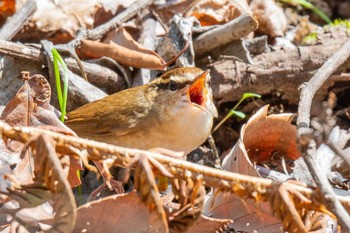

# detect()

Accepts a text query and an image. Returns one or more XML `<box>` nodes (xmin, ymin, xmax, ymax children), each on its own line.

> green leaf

<box><xmin>242</xmin><ymin>93</ymin><xmax>261</xmax><ymax>99</ymax></box>
<box><xmin>230</xmin><ymin>110</ymin><xmax>246</xmax><ymax>119</ymax></box>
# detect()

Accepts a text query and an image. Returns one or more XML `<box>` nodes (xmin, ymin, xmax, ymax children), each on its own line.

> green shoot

<box><xmin>331</xmin><ymin>19</ymin><xmax>350</xmax><ymax>29</ymax></box>
<box><xmin>212</xmin><ymin>93</ymin><xmax>261</xmax><ymax>133</ymax></box>
<box><xmin>52</xmin><ymin>49</ymin><xmax>82</xmax><ymax>195</ymax></box>
<box><xmin>302</xmin><ymin>32</ymin><xmax>318</xmax><ymax>45</ymax></box>
<box><xmin>52</xmin><ymin>48</ymin><xmax>69</xmax><ymax>122</ymax></box>
<box><xmin>279</xmin><ymin>0</ymin><xmax>331</xmax><ymax>24</ymax></box>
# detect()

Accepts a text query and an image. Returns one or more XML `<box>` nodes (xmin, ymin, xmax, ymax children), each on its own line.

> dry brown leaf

<box><xmin>270</xmin><ymin>181</ymin><xmax>335</xmax><ymax>233</ymax></box>
<box><xmin>0</xmin><ymin>73</ymin><xmax>82</xmax><ymax>187</ymax></box>
<box><xmin>155</xmin><ymin>0</ymin><xmax>249</xmax><ymax>26</ymax></box>
<box><xmin>152</xmin><ymin>0</ymin><xmax>195</xmax><ymax>24</ymax></box>
<box><xmin>131</xmin><ymin>154</ymin><xmax>168</xmax><ymax>232</ymax></box>
<box><xmin>74</xmin><ymin>191</ymin><xmax>167</xmax><ymax>233</ymax></box>
<box><xmin>15</xmin><ymin>0</ymin><xmax>122</xmax><ymax>43</ymax></box>
<box><xmin>169</xmin><ymin>177</ymin><xmax>205</xmax><ymax>232</ymax></box>
<box><xmin>242</xmin><ymin>105</ymin><xmax>301</xmax><ymax>163</ymax></box>
<box><xmin>204</xmin><ymin>105</ymin><xmax>302</xmax><ymax>232</ymax></box>
<box><xmin>250</xmin><ymin>0</ymin><xmax>287</xmax><ymax>37</ymax></box>
<box><xmin>0</xmin><ymin>134</ymin><xmax>76</xmax><ymax>233</ymax></box>
<box><xmin>186</xmin><ymin>215</ymin><xmax>233</xmax><ymax>233</ymax></box>
<box><xmin>205</xmin><ymin>191</ymin><xmax>282</xmax><ymax>233</ymax></box>
<box><xmin>187</xmin><ymin>0</ymin><xmax>247</xmax><ymax>26</ymax></box>
<box><xmin>77</xmin><ymin>28</ymin><xmax>167</xmax><ymax>70</ymax></box>
<box><xmin>93</xmin><ymin>0</ymin><xmax>138</xmax><ymax>27</ymax></box>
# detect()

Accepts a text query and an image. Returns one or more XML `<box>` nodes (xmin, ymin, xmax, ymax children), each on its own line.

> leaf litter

<box><xmin>0</xmin><ymin>0</ymin><xmax>350</xmax><ymax>233</ymax></box>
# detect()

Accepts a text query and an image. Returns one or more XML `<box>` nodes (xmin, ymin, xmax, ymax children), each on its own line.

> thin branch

<box><xmin>297</xmin><ymin>37</ymin><xmax>350</xmax><ymax>131</ymax></box>
<box><xmin>303</xmin><ymin>145</ymin><xmax>350</xmax><ymax>231</ymax></box>
<box><xmin>1</xmin><ymin>120</ymin><xmax>350</xmax><ymax>209</ymax></box>
<box><xmin>297</xmin><ymin>37</ymin><xmax>350</xmax><ymax>231</ymax></box>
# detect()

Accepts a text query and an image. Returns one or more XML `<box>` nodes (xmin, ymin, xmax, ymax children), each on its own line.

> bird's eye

<box><xmin>168</xmin><ymin>81</ymin><xmax>178</xmax><ymax>91</ymax></box>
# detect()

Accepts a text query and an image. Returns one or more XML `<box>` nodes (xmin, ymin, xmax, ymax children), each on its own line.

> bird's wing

<box><xmin>65</xmin><ymin>86</ymin><xmax>153</xmax><ymax>139</ymax></box>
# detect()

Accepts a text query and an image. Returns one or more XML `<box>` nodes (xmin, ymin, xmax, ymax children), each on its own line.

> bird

<box><xmin>66</xmin><ymin>67</ymin><xmax>217</xmax><ymax>154</ymax></box>
<box><xmin>65</xmin><ymin>67</ymin><xmax>217</xmax><ymax>194</ymax></box>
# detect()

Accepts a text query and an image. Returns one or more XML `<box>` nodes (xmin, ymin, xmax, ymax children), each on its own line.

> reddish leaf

<box><xmin>74</xmin><ymin>191</ymin><xmax>167</xmax><ymax>233</ymax></box>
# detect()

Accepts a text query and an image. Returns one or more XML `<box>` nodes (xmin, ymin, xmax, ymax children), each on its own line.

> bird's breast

<box><xmin>113</xmin><ymin>104</ymin><xmax>213</xmax><ymax>154</ymax></box>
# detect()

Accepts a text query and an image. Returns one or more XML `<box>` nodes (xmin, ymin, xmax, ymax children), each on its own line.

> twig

<box><xmin>0</xmin><ymin>0</ymin><xmax>37</xmax><ymax>40</ymax></box>
<box><xmin>133</xmin><ymin>12</ymin><xmax>158</xmax><ymax>86</ymax></box>
<box><xmin>297</xmin><ymin>37</ymin><xmax>350</xmax><ymax>231</ymax></box>
<box><xmin>297</xmin><ymin>37</ymin><xmax>350</xmax><ymax>131</ymax></box>
<box><xmin>84</xmin><ymin>0</ymin><xmax>156</xmax><ymax>41</ymax></box>
<box><xmin>1</xmin><ymin>120</ymin><xmax>350</xmax><ymax>209</ymax></box>
<box><xmin>193</xmin><ymin>14</ymin><xmax>258</xmax><ymax>56</ymax></box>
<box><xmin>303</xmin><ymin>143</ymin><xmax>350</xmax><ymax>231</ymax></box>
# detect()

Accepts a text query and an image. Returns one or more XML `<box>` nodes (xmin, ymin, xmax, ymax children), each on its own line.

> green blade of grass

<box><xmin>52</xmin><ymin>48</ymin><xmax>69</xmax><ymax>122</ymax></box>
<box><xmin>52</xmin><ymin>50</ymin><xmax>63</xmax><ymax>110</ymax></box>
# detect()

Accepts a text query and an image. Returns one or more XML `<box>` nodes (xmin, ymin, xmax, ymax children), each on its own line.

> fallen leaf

<box><xmin>1</xmin><ymin>73</ymin><xmax>82</xmax><ymax>187</ymax></box>
<box><xmin>250</xmin><ymin>0</ymin><xmax>287</xmax><ymax>37</ymax></box>
<box><xmin>74</xmin><ymin>191</ymin><xmax>167</xmax><ymax>233</ymax></box>
<box><xmin>76</xmin><ymin>28</ymin><xmax>167</xmax><ymax>70</ymax></box>
<box><xmin>204</xmin><ymin>105</ymin><xmax>301</xmax><ymax>232</ymax></box>
<box><xmin>15</xmin><ymin>0</ymin><xmax>122</xmax><ymax>43</ymax></box>
<box><xmin>187</xmin><ymin>0</ymin><xmax>247</xmax><ymax>26</ymax></box>
<box><xmin>154</xmin><ymin>0</ymin><xmax>249</xmax><ymax>26</ymax></box>
<box><xmin>242</xmin><ymin>105</ymin><xmax>301</xmax><ymax>162</ymax></box>
<box><xmin>0</xmin><ymin>134</ymin><xmax>76</xmax><ymax>233</ymax></box>
<box><xmin>204</xmin><ymin>190</ymin><xmax>282</xmax><ymax>233</ymax></box>
<box><xmin>186</xmin><ymin>215</ymin><xmax>233</xmax><ymax>233</ymax></box>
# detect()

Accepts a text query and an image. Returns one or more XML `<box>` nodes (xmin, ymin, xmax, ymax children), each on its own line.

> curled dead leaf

<box><xmin>77</xmin><ymin>28</ymin><xmax>167</xmax><ymax>70</ymax></box>
<box><xmin>242</xmin><ymin>105</ymin><xmax>301</xmax><ymax>163</ymax></box>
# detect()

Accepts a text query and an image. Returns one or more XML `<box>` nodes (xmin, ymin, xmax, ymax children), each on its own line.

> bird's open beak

<box><xmin>188</xmin><ymin>71</ymin><xmax>218</xmax><ymax>117</ymax></box>
<box><xmin>189</xmin><ymin>70</ymin><xmax>208</xmax><ymax>107</ymax></box>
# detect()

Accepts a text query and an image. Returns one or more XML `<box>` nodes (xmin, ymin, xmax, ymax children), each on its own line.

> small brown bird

<box><xmin>65</xmin><ymin>67</ymin><xmax>217</xmax><ymax>154</ymax></box>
